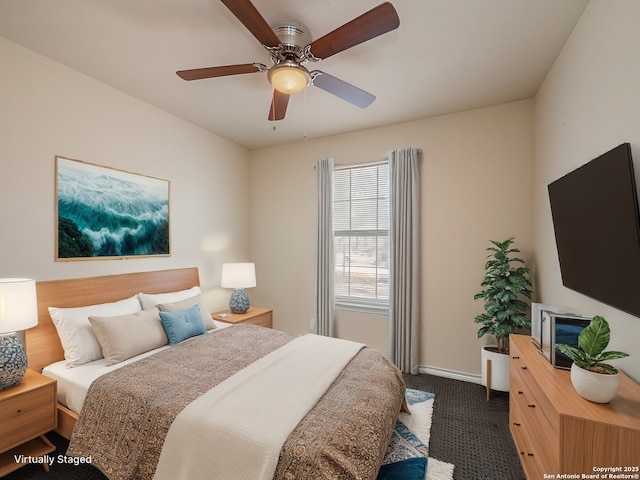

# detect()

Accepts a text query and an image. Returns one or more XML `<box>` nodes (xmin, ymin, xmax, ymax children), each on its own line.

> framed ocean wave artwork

<box><xmin>55</xmin><ymin>156</ymin><xmax>170</xmax><ymax>261</ymax></box>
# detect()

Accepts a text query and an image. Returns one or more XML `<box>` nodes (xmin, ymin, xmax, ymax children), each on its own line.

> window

<box><xmin>333</xmin><ymin>163</ymin><xmax>389</xmax><ymax>311</ymax></box>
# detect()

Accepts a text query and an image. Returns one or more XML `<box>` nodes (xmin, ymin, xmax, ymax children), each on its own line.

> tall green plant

<box><xmin>474</xmin><ymin>238</ymin><xmax>532</xmax><ymax>355</ymax></box>
<box><xmin>556</xmin><ymin>316</ymin><xmax>628</xmax><ymax>374</ymax></box>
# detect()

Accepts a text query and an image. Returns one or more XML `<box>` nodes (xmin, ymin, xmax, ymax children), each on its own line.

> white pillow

<box><xmin>49</xmin><ymin>295</ymin><xmax>142</xmax><ymax>367</ymax></box>
<box><xmin>89</xmin><ymin>307</ymin><xmax>168</xmax><ymax>365</ymax></box>
<box><xmin>139</xmin><ymin>286</ymin><xmax>216</xmax><ymax>330</ymax></box>
<box><xmin>138</xmin><ymin>286</ymin><xmax>201</xmax><ymax>309</ymax></box>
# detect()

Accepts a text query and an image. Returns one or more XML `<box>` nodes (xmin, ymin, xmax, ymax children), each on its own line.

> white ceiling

<box><xmin>0</xmin><ymin>0</ymin><xmax>589</xmax><ymax>150</ymax></box>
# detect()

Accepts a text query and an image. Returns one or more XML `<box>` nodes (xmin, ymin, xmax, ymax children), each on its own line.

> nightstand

<box><xmin>0</xmin><ymin>369</ymin><xmax>57</xmax><ymax>477</ymax></box>
<box><xmin>212</xmin><ymin>307</ymin><xmax>273</xmax><ymax>328</ymax></box>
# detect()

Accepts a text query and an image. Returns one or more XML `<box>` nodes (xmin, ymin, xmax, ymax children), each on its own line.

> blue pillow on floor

<box><xmin>377</xmin><ymin>457</ymin><xmax>427</xmax><ymax>480</ymax></box>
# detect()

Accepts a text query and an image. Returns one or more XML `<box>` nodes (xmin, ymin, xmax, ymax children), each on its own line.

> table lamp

<box><xmin>221</xmin><ymin>263</ymin><xmax>256</xmax><ymax>314</ymax></box>
<box><xmin>0</xmin><ymin>278</ymin><xmax>38</xmax><ymax>390</ymax></box>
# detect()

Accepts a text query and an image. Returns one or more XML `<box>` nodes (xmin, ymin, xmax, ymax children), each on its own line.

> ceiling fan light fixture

<box><xmin>268</xmin><ymin>61</ymin><xmax>310</xmax><ymax>95</ymax></box>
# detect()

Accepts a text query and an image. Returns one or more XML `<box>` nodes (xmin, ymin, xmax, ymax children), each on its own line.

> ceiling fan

<box><xmin>176</xmin><ymin>0</ymin><xmax>400</xmax><ymax>121</ymax></box>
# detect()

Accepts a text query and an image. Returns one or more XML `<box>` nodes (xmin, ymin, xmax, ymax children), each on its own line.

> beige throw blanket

<box><xmin>154</xmin><ymin>334</ymin><xmax>364</xmax><ymax>480</ymax></box>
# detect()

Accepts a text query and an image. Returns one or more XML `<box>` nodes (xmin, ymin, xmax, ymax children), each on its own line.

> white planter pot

<box><xmin>481</xmin><ymin>346</ymin><xmax>510</xmax><ymax>392</ymax></box>
<box><xmin>570</xmin><ymin>363</ymin><xmax>620</xmax><ymax>403</ymax></box>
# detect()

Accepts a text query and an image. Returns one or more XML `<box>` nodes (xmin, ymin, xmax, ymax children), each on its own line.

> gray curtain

<box><xmin>388</xmin><ymin>147</ymin><xmax>421</xmax><ymax>374</ymax></box>
<box><xmin>314</xmin><ymin>158</ymin><xmax>335</xmax><ymax>337</ymax></box>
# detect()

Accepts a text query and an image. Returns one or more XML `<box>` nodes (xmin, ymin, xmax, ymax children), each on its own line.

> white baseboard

<box><xmin>418</xmin><ymin>365</ymin><xmax>482</xmax><ymax>385</ymax></box>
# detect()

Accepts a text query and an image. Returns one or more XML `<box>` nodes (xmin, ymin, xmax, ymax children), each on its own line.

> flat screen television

<box><xmin>548</xmin><ymin>143</ymin><xmax>640</xmax><ymax>318</ymax></box>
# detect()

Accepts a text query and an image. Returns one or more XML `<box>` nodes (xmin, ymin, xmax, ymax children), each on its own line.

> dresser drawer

<box><xmin>0</xmin><ymin>382</ymin><xmax>56</xmax><ymax>452</ymax></box>
<box><xmin>511</xmin><ymin>342</ymin><xmax>559</xmax><ymax>432</ymax></box>
<box><xmin>511</xmin><ymin>373</ymin><xmax>559</xmax><ymax>472</ymax></box>
<box><xmin>510</xmin><ymin>405</ymin><xmax>547</xmax><ymax>480</ymax></box>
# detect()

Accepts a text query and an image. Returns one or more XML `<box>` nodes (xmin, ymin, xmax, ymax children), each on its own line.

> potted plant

<box><xmin>474</xmin><ymin>238</ymin><xmax>532</xmax><ymax>393</ymax></box>
<box><xmin>556</xmin><ymin>315</ymin><xmax>629</xmax><ymax>403</ymax></box>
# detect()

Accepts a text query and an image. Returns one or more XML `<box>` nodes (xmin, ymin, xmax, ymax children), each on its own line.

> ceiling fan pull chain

<box><xmin>303</xmin><ymin>87</ymin><xmax>308</xmax><ymax>141</ymax></box>
<box><xmin>270</xmin><ymin>89</ymin><xmax>276</xmax><ymax>124</ymax></box>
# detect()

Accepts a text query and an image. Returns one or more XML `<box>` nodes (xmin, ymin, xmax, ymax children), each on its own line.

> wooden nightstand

<box><xmin>212</xmin><ymin>307</ymin><xmax>273</xmax><ymax>328</ymax></box>
<box><xmin>0</xmin><ymin>369</ymin><xmax>57</xmax><ymax>477</ymax></box>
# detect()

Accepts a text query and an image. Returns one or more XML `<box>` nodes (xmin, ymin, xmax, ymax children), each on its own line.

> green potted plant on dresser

<box><xmin>474</xmin><ymin>238</ymin><xmax>532</xmax><ymax>397</ymax></box>
<box><xmin>556</xmin><ymin>315</ymin><xmax>629</xmax><ymax>403</ymax></box>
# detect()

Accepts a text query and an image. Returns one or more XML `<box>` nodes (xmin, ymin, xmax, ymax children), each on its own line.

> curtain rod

<box><xmin>315</xmin><ymin>147</ymin><xmax>420</xmax><ymax>169</ymax></box>
<box><xmin>314</xmin><ymin>158</ymin><xmax>387</xmax><ymax>170</ymax></box>
<box><xmin>334</xmin><ymin>158</ymin><xmax>388</xmax><ymax>170</ymax></box>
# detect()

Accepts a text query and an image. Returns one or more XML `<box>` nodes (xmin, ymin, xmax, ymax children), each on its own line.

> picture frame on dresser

<box><xmin>530</xmin><ymin>302</ymin><xmax>576</xmax><ymax>352</ymax></box>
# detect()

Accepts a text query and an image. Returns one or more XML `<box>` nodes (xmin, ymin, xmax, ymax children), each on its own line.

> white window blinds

<box><xmin>333</xmin><ymin>163</ymin><xmax>389</xmax><ymax>308</ymax></box>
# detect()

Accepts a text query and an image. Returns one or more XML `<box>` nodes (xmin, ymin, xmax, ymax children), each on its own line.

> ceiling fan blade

<box><xmin>311</xmin><ymin>71</ymin><xmax>375</xmax><ymax>108</ymax></box>
<box><xmin>268</xmin><ymin>89</ymin><xmax>290</xmax><ymax>121</ymax></box>
<box><xmin>176</xmin><ymin>63</ymin><xmax>265</xmax><ymax>81</ymax></box>
<box><xmin>220</xmin><ymin>0</ymin><xmax>281</xmax><ymax>48</ymax></box>
<box><xmin>307</xmin><ymin>2</ymin><xmax>399</xmax><ymax>60</ymax></box>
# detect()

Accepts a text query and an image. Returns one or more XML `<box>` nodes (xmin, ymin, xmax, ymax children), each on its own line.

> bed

<box><xmin>25</xmin><ymin>267</ymin><xmax>406</xmax><ymax>480</ymax></box>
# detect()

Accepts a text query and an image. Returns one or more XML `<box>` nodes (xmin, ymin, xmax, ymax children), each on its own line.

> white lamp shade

<box><xmin>221</xmin><ymin>263</ymin><xmax>256</xmax><ymax>289</ymax></box>
<box><xmin>0</xmin><ymin>278</ymin><xmax>38</xmax><ymax>333</ymax></box>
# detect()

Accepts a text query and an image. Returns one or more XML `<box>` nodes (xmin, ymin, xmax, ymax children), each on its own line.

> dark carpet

<box><xmin>404</xmin><ymin>373</ymin><xmax>526</xmax><ymax>480</ymax></box>
<box><xmin>4</xmin><ymin>373</ymin><xmax>524</xmax><ymax>480</ymax></box>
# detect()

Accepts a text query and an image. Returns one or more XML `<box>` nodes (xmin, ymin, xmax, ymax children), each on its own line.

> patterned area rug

<box><xmin>379</xmin><ymin>389</ymin><xmax>455</xmax><ymax>480</ymax></box>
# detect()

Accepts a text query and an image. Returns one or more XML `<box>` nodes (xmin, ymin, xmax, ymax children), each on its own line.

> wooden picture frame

<box><xmin>55</xmin><ymin>156</ymin><xmax>170</xmax><ymax>260</ymax></box>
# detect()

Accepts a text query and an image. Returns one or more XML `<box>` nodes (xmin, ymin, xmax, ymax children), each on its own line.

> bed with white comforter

<box><xmin>31</xmin><ymin>269</ymin><xmax>405</xmax><ymax>480</ymax></box>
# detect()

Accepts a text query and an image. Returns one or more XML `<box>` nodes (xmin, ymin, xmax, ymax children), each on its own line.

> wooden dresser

<box><xmin>509</xmin><ymin>334</ymin><xmax>640</xmax><ymax>479</ymax></box>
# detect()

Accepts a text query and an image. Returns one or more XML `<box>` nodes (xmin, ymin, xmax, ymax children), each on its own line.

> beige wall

<box><xmin>250</xmin><ymin>100</ymin><xmax>534</xmax><ymax>380</ymax></box>
<box><xmin>534</xmin><ymin>0</ymin><xmax>640</xmax><ymax>381</ymax></box>
<box><xmin>0</xmin><ymin>37</ymin><xmax>251</xmax><ymax>311</ymax></box>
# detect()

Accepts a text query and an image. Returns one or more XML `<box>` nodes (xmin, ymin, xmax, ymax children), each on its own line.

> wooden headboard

<box><xmin>26</xmin><ymin>267</ymin><xmax>200</xmax><ymax>372</ymax></box>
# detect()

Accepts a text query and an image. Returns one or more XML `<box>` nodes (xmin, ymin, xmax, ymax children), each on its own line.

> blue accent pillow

<box><xmin>377</xmin><ymin>457</ymin><xmax>427</xmax><ymax>480</ymax></box>
<box><xmin>159</xmin><ymin>304</ymin><xmax>206</xmax><ymax>345</ymax></box>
